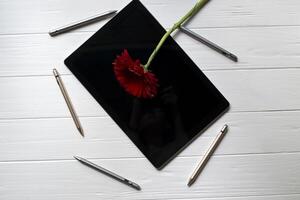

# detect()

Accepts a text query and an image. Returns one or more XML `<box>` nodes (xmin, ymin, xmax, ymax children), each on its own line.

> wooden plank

<box><xmin>0</xmin><ymin>75</ymin><xmax>104</xmax><ymax>119</ymax></box>
<box><xmin>0</xmin><ymin>0</ymin><xmax>127</xmax><ymax>35</ymax></box>
<box><xmin>0</xmin><ymin>33</ymin><xmax>92</xmax><ymax>77</ymax></box>
<box><xmin>0</xmin><ymin>68</ymin><xmax>299</xmax><ymax>119</ymax></box>
<box><xmin>167</xmin><ymin>195</ymin><xmax>300</xmax><ymax>200</ymax></box>
<box><xmin>1</xmin><ymin>0</ymin><xmax>300</xmax><ymax>34</ymax></box>
<box><xmin>0</xmin><ymin>153</ymin><xmax>300</xmax><ymax>199</ymax></box>
<box><xmin>1</xmin><ymin>194</ymin><xmax>300</xmax><ymax>200</ymax></box>
<box><xmin>1</xmin><ymin>0</ymin><xmax>299</xmax><ymax>199</ymax></box>
<box><xmin>176</xmin><ymin>26</ymin><xmax>300</xmax><ymax>71</ymax></box>
<box><xmin>0</xmin><ymin>111</ymin><xmax>300</xmax><ymax>161</ymax></box>
<box><xmin>1</xmin><ymin>26</ymin><xmax>300</xmax><ymax>77</ymax></box>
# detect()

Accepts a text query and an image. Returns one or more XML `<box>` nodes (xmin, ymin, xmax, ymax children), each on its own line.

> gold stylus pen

<box><xmin>53</xmin><ymin>68</ymin><xmax>84</xmax><ymax>137</ymax></box>
<box><xmin>188</xmin><ymin>125</ymin><xmax>228</xmax><ymax>186</ymax></box>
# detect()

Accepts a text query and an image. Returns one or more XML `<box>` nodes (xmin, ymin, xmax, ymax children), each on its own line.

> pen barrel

<box><xmin>180</xmin><ymin>26</ymin><xmax>238</xmax><ymax>62</ymax></box>
<box><xmin>57</xmin><ymin>77</ymin><xmax>80</xmax><ymax>127</ymax></box>
<box><xmin>94</xmin><ymin>166</ymin><xmax>140</xmax><ymax>190</ymax></box>
<box><xmin>76</xmin><ymin>157</ymin><xmax>141</xmax><ymax>190</ymax></box>
<box><xmin>49</xmin><ymin>11</ymin><xmax>117</xmax><ymax>36</ymax></box>
<box><xmin>88</xmin><ymin>161</ymin><xmax>124</xmax><ymax>180</ymax></box>
<box><xmin>189</xmin><ymin>130</ymin><xmax>227</xmax><ymax>183</ymax></box>
<box><xmin>53</xmin><ymin>69</ymin><xmax>82</xmax><ymax>132</ymax></box>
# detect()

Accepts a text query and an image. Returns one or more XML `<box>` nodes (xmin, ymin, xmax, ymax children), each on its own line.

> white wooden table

<box><xmin>1</xmin><ymin>0</ymin><xmax>300</xmax><ymax>199</ymax></box>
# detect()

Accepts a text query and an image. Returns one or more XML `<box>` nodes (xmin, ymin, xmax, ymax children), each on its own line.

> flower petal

<box><xmin>113</xmin><ymin>49</ymin><xmax>158</xmax><ymax>98</ymax></box>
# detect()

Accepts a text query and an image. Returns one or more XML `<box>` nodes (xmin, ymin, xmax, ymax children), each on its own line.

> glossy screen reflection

<box><xmin>65</xmin><ymin>0</ymin><xmax>229</xmax><ymax>169</ymax></box>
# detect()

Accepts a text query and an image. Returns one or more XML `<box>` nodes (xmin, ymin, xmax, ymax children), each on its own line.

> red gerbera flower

<box><xmin>113</xmin><ymin>49</ymin><xmax>158</xmax><ymax>98</ymax></box>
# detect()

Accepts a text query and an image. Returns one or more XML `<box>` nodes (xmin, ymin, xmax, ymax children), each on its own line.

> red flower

<box><xmin>113</xmin><ymin>49</ymin><xmax>158</xmax><ymax>98</ymax></box>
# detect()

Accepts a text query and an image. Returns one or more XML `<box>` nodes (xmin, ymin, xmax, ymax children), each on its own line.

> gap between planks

<box><xmin>1</xmin><ymin>23</ymin><xmax>300</xmax><ymax>37</ymax></box>
<box><xmin>0</xmin><ymin>151</ymin><xmax>299</xmax><ymax>164</ymax></box>
<box><xmin>147</xmin><ymin>192</ymin><xmax>300</xmax><ymax>200</ymax></box>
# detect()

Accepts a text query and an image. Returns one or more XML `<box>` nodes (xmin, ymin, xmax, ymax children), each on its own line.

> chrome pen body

<box><xmin>49</xmin><ymin>10</ymin><xmax>117</xmax><ymax>36</ymax></box>
<box><xmin>74</xmin><ymin>156</ymin><xmax>141</xmax><ymax>190</ymax></box>
<box><xmin>180</xmin><ymin>26</ymin><xmax>238</xmax><ymax>62</ymax></box>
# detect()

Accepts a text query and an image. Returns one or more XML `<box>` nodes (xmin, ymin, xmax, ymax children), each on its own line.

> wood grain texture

<box><xmin>1</xmin><ymin>26</ymin><xmax>300</xmax><ymax>77</ymax></box>
<box><xmin>0</xmin><ymin>68</ymin><xmax>299</xmax><ymax>119</ymax></box>
<box><xmin>169</xmin><ymin>195</ymin><xmax>300</xmax><ymax>200</ymax></box>
<box><xmin>0</xmin><ymin>111</ymin><xmax>300</xmax><ymax>162</ymax></box>
<box><xmin>1</xmin><ymin>153</ymin><xmax>300</xmax><ymax>199</ymax></box>
<box><xmin>0</xmin><ymin>0</ymin><xmax>300</xmax><ymax>34</ymax></box>
<box><xmin>1</xmin><ymin>0</ymin><xmax>300</xmax><ymax>199</ymax></box>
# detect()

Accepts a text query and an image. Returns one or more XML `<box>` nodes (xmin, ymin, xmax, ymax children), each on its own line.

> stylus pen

<box><xmin>74</xmin><ymin>156</ymin><xmax>141</xmax><ymax>190</ymax></box>
<box><xmin>49</xmin><ymin>10</ymin><xmax>117</xmax><ymax>36</ymax></box>
<box><xmin>187</xmin><ymin>125</ymin><xmax>228</xmax><ymax>186</ymax></box>
<box><xmin>53</xmin><ymin>68</ymin><xmax>84</xmax><ymax>137</ymax></box>
<box><xmin>180</xmin><ymin>26</ymin><xmax>238</xmax><ymax>62</ymax></box>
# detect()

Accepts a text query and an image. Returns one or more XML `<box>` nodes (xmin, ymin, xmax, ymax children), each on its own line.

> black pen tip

<box><xmin>78</xmin><ymin>127</ymin><xmax>84</xmax><ymax>137</ymax></box>
<box><xmin>231</xmin><ymin>55</ymin><xmax>238</xmax><ymax>62</ymax></box>
<box><xmin>136</xmin><ymin>185</ymin><xmax>141</xmax><ymax>191</ymax></box>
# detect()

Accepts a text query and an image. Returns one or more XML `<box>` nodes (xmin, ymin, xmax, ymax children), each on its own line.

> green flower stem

<box><xmin>143</xmin><ymin>0</ymin><xmax>210</xmax><ymax>70</ymax></box>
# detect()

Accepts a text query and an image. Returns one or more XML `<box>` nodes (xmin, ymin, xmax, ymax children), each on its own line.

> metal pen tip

<box><xmin>231</xmin><ymin>55</ymin><xmax>238</xmax><ymax>62</ymax></box>
<box><xmin>49</xmin><ymin>31</ymin><xmax>58</xmax><ymax>37</ymax></box>
<box><xmin>53</xmin><ymin>68</ymin><xmax>59</xmax><ymax>77</ymax></box>
<box><xmin>110</xmin><ymin>10</ymin><xmax>118</xmax><ymax>14</ymax></box>
<box><xmin>187</xmin><ymin>178</ymin><xmax>194</xmax><ymax>187</ymax></box>
<box><xmin>135</xmin><ymin>185</ymin><xmax>141</xmax><ymax>191</ymax></box>
<box><xmin>73</xmin><ymin>156</ymin><xmax>84</xmax><ymax>162</ymax></box>
<box><xmin>73</xmin><ymin>156</ymin><xmax>80</xmax><ymax>160</ymax></box>
<box><xmin>227</xmin><ymin>54</ymin><xmax>238</xmax><ymax>62</ymax></box>
<box><xmin>221</xmin><ymin>124</ymin><xmax>228</xmax><ymax>133</ymax></box>
<box><xmin>130</xmin><ymin>182</ymin><xmax>141</xmax><ymax>191</ymax></box>
<box><xmin>78</xmin><ymin>127</ymin><xmax>84</xmax><ymax>137</ymax></box>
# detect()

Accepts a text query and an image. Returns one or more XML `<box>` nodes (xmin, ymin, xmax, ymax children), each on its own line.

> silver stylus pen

<box><xmin>74</xmin><ymin>156</ymin><xmax>141</xmax><ymax>190</ymax></box>
<box><xmin>49</xmin><ymin>10</ymin><xmax>117</xmax><ymax>36</ymax></box>
<box><xmin>180</xmin><ymin>26</ymin><xmax>238</xmax><ymax>62</ymax></box>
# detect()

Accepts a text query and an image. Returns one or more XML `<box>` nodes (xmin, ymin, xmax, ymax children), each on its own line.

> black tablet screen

<box><xmin>65</xmin><ymin>0</ymin><xmax>229</xmax><ymax>169</ymax></box>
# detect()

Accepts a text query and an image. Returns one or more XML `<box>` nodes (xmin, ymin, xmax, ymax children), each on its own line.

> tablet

<box><xmin>65</xmin><ymin>0</ymin><xmax>229</xmax><ymax>169</ymax></box>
